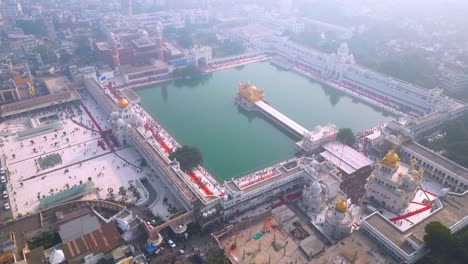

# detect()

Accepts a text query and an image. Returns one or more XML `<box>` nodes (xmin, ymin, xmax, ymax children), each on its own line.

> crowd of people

<box><xmin>193</xmin><ymin>166</ymin><xmax>222</xmax><ymax>194</ymax></box>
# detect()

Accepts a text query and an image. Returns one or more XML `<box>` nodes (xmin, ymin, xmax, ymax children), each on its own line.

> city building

<box><xmin>322</xmin><ymin>200</ymin><xmax>354</xmax><ymax>241</ymax></box>
<box><xmin>399</xmin><ymin>141</ymin><xmax>468</xmax><ymax>193</ymax></box>
<box><xmin>1</xmin><ymin>0</ymin><xmax>22</xmax><ymax>21</ymax></box>
<box><xmin>8</xmin><ymin>34</ymin><xmax>38</xmax><ymax>56</ymax></box>
<box><xmin>184</xmin><ymin>46</ymin><xmax>213</xmax><ymax>67</ymax></box>
<box><xmin>94</xmin><ymin>28</ymin><xmax>164</xmax><ymax>68</ymax></box>
<box><xmin>58</xmin><ymin>213</ymin><xmax>125</xmax><ymax>264</ymax></box>
<box><xmin>0</xmin><ymin>79</ymin><xmax>20</xmax><ymax>105</ymax></box>
<box><xmin>222</xmin><ymin>159</ymin><xmax>307</xmax><ymax>220</ymax></box>
<box><xmin>296</xmin><ymin>125</ymin><xmax>338</xmax><ymax>154</ymax></box>
<box><xmin>11</xmin><ymin>63</ymin><xmax>32</xmax><ymax>88</ymax></box>
<box><xmin>184</xmin><ymin>9</ymin><xmax>210</xmax><ymax>25</ymax></box>
<box><xmin>365</xmin><ymin>149</ymin><xmax>423</xmax><ymax>214</ymax></box>
<box><xmin>372</xmin><ymin>126</ymin><xmax>468</xmax><ymax>194</ymax></box>
<box><xmin>119</xmin><ymin>60</ymin><xmax>171</xmax><ymax>84</ymax></box>
<box><xmin>70</xmin><ymin>65</ymin><xmax>97</xmax><ymax>82</ymax></box>
<box><xmin>0</xmin><ymin>232</ymin><xmax>16</xmax><ymax>264</ymax></box>
<box><xmin>439</xmin><ymin>72</ymin><xmax>468</xmax><ymax>94</ymax></box>
<box><xmin>362</xmin><ymin>191</ymin><xmax>468</xmax><ymax>263</ymax></box>
<box><xmin>301</xmin><ymin>160</ymin><xmax>342</xmax><ymax>214</ymax></box>
<box><xmin>320</xmin><ymin>142</ymin><xmax>373</xmax><ymax>177</ymax></box>
<box><xmin>268</xmin><ymin>40</ymin><xmax>464</xmax><ymax>118</ymax></box>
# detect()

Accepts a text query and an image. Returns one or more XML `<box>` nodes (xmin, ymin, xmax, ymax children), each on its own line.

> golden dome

<box><xmin>398</xmin><ymin>172</ymin><xmax>404</xmax><ymax>177</ymax></box>
<box><xmin>411</xmin><ymin>158</ymin><xmax>418</xmax><ymax>166</ymax></box>
<box><xmin>400</xmin><ymin>189</ymin><xmax>405</xmax><ymax>194</ymax></box>
<box><xmin>117</xmin><ymin>98</ymin><xmax>129</xmax><ymax>108</ymax></box>
<box><xmin>368</xmin><ymin>174</ymin><xmax>375</xmax><ymax>181</ymax></box>
<box><xmin>382</xmin><ymin>149</ymin><xmax>400</xmax><ymax>168</ymax></box>
<box><xmin>418</xmin><ymin>167</ymin><xmax>424</xmax><ymax>175</ymax></box>
<box><xmin>335</xmin><ymin>200</ymin><xmax>347</xmax><ymax>213</ymax></box>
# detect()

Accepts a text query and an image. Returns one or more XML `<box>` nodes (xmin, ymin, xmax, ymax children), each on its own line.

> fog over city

<box><xmin>0</xmin><ymin>1</ymin><xmax>467</xmax><ymax>264</ymax></box>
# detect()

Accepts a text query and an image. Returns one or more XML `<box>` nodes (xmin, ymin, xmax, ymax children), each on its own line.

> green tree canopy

<box><xmin>203</xmin><ymin>255</ymin><xmax>230</xmax><ymax>264</ymax></box>
<box><xmin>424</xmin><ymin>221</ymin><xmax>453</xmax><ymax>255</ymax></box>
<box><xmin>59</xmin><ymin>51</ymin><xmax>72</xmax><ymax>64</ymax></box>
<box><xmin>337</xmin><ymin>128</ymin><xmax>356</xmax><ymax>146</ymax></box>
<box><xmin>16</xmin><ymin>19</ymin><xmax>47</xmax><ymax>35</ymax></box>
<box><xmin>169</xmin><ymin>145</ymin><xmax>203</xmax><ymax>171</ymax></box>
<box><xmin>173</xmin><ymin>64</ymin><xmax>202</xmax><ymax>78</ymax></box>
<box><xmin>421</xmin><ymin>221</ymin><xmax>468</xmax><ymax>264</ymax></box>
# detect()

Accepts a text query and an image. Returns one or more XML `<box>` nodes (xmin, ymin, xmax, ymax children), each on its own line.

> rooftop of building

<box><xmin>226</xmin><ymin>159</ymin><xmax>303</xmax><ymax>194</ymax></box>
<box><xmin>321</xmin><ymin>142</ymin><xmax>373</xmax><ymax>175</ymax></box>
<box><xmin>401</xmin><ymin>141</ymin><xmax>468</xmax><ymax>180</ymax></box>
<box><xmin>364</xmin><ymin>191</ymin><xmax>468</xmax><ymax>255</ymax></box>
<box><xmin>62</xmin><ymin>222</ymin><xmax>124</xmax><ymax>260</ymax></box>
<box><xmin>378</xmin><ymin>162</ymin><xmax>411</xmax><ymax>184</ymax></box>
<box><xmin>131</xmin><ymin>38</ymin><xmax>157</xmax><ymax>48</ymax></box>
<box><xmin>0</xmin><ymin>80</ymin><xmax>16</xmax><ymax>90</ymax></box>
<box><xmin>8</xmin><ymin>33</ymin><xmax>35</xmax><ymax>39</ymax></box>
<box><xmin>58</xmin><ymin>213</ymin><xmax>101</xmax><ymax>242</ymax></box>
<box><xmin>119</xmin><ymin>60</ymin><xmax>169</xmax><ymax>75</ymax></box>
<box><xmin>24</xmin><ymin>246</ymin><xmax>46</xmax><ymax>264</ymax></box>
<box><xmin>43</xmin><ymin>76</ymin><xmax>70</xmax><ymax>94</ymax></box>
<box><xmin>0</xmin><ymin>88</ymin><xmax>81</xmax><ymax>118</ymax></box>
<box><xmin>113</xmin><ymin>208</ymin><xmax>131</xmax><ymax>220</ymax></box>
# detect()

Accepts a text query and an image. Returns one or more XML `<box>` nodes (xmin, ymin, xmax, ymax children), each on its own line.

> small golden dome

<box><xmin>368</xmin><ymin>174</ymin><xmax>375</xmax><ymax>181</ymax></box>
<box><xmin>117</xmin><ymin>98</ymin><xmax>129</xmax><ymax>108</ymax></box>
<box><xmin>411</xmin><ymin>158</ymin><xmax>418</xmax><ymax>165</ymax></box>
<box><xmin>382</xmin><ymin>149</ymin><xmax>400</xmax><ymax>167</ymax></box>
<box><xmin>418</xmin><ymin>167</ymin><xmax>424</xmax><ymax>175</ymax></box>
<box><xmin>335</xmin><ymin>200</ymin><xmax>347</xmax><ymax>213</ymax></box>
<box><xmin>400</xmin><ymin>189</ymin><xmax>405</xmax><ymax>194</ymax></box>
<box><xmin>398</xmin><ymin>172</ymin><xmax>404</xmax><ymax>177</ymax></box>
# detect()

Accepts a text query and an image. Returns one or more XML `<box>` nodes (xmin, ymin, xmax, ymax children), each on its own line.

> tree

<box><xmin>59</xmin><ymin>51</ymin><xmax>72</xmax><ymax>64</ymax></box>
<box><xmin>74</xmin><ymin>37</ymin><xmax>92</xmax><ymax>56</ymax></box>
<box><xmin>424</xmin><ymin>222</ymin><xmax>452</xmax><ymax>254</ymax></box>
<box><xmin>422</xmin><ymin>221</ymin><xmax>468</xmax><ymax>264</ymax></box>
<box><xmin>203</xmin><ymin>255</ymin><xmax>230</xmax><ymax>264</ymax></box>
<box><xmin>337</xmin><ymin>128</ymin><xmax>356</xmax><ymax>146</ymax></box>
<box><xmin>118</xmin><ymin>186</ymin><xmax>127</xmax><ymax>196</ymax></box>
<box><xmin>173</xmin><ymin>64</ymin><xmax>202</xmax><ymax>78</ymax></box>
<box><xmin>169</xmin><ymin>145</ymin><xmax>203</xmax><ymax>171</ymax></box>
<box><xmin>16</xmin><ymin>19</ymin><xmax>47</xmax><ymax>35</ymax></box>
<box><xmin>35</xmin><ymin>45</ymin><xmax>50</xmax><ymax>64</ymax></box>
<box><xmin>96</xmin><ymin>258</ymin><xmax>113</xmax><ymax>264</ymax></box>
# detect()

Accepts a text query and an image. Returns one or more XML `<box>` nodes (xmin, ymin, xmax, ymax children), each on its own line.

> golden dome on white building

<box><xmin>117</xmin><ymin>98</ymin><xmax>129</xmax><ymax>108</ymax></box>
<box><xmin>335</xmin><ymin>200</ymin><xmax>348</xmax><ymax>213</ymax></box>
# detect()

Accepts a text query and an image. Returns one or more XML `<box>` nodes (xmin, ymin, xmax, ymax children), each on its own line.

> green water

<box><xmin>135</xmin><ymin>62</ymin><xmax>394</xmax><ymax>181</ymax></box>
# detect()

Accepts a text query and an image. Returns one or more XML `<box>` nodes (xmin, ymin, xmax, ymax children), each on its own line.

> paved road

<box><xmin>140</xmin><ymin>178</ymin><xmax>158</xmax><ymax>206</ymax></box>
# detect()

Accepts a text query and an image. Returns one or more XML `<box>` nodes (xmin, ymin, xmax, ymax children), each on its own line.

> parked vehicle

<box><xmin>4</xmin><ymin>202</ymin><xmax>10</xmax><ymax>210</ymax></box>
<box><xmin>2</xmin><ymin>191</ymin><xmax>8</xmax><ymax>199</ymax></box>
<box><xmin>167</xmin><ymin>239</ymin><xmax>176</xmax><ymax>248</ymax></box>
